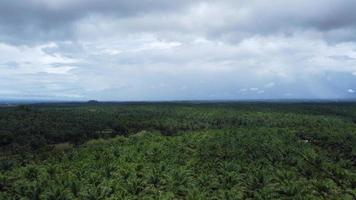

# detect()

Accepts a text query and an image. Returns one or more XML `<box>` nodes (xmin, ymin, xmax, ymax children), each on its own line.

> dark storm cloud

<box><xmin>198</xmin><ymin>0</ymin><xmax>356</xmax><ymax>43</ymax></box>
<box><xmin>2</xmin><ymin>0</ymin><xmax>356</xmax><ymax>45</ymax></box>
<box><xmin>0</xmin><ymin>0</ymin><xmax>193</xmax><ymax>44</ymax></box>
<box><xmin>260</xmin><ymin>0</ymin><xmax>356</xmax><ymax>31</ymax></box>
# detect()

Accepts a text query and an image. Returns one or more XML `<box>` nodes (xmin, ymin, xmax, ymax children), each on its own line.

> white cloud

<box><xmin>264</xmin><ymin>82</ymin><xmax>275</xmax><ymax>88</ymax></box>
<box><xmin>0</xmin><ymin>42</ymin><xmax>78</xmax><ymax>74</ymax></box>
<box><xmin>43</xmin><ymin>66</ymin><xmax>76</xmax><ymax>74</ymax></box>
<box><xmin>348</xmin><ymin>89</ymin><xmax>355</xmax><ymax>93</ymax></box>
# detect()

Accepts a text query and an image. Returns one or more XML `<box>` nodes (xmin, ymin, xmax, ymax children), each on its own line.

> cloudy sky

<box><xmin>1</xmin><ymin>0</ymin><xmax>356</xmax><ymax>100</ymax></box>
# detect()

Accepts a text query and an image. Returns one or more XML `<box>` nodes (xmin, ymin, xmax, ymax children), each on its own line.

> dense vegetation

<box><xmin>0</xmin><ymin>102</ymin><xmax>355</xmax><ymax>199</ymax></box>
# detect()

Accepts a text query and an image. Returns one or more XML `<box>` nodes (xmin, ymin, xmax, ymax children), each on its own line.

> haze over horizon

<box><xmin>1</xmin><ymin>0</ymin><xmax>356</xmax><ymax>101</ymax></box>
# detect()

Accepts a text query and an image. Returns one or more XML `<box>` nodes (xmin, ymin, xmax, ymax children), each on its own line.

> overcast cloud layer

<box><xmin>1</xmin><ymin>0</ymin><xmax>356</xmax><ymax>100</ymax></box>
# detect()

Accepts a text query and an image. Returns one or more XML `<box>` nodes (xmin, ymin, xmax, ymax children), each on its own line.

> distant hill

<box><xmin>87</xmin><ymin>100</ymin><xmax>99</xmax><ymax>104</ymax></box>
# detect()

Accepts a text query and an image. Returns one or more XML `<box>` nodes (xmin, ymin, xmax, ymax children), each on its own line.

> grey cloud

<box><xmin>2</xmin><ymin>0</ymin><xmax>356</xmax><ymax>45</ymax></box>
<box><xmin>201</xmin><ymin>0</ymin><xmax>356</xmax><ymax>43</ymax></box>
<box><xmin>0</xmin><ymin>0</ymin><xmax>193</xmax><ymax>44</ymax></box>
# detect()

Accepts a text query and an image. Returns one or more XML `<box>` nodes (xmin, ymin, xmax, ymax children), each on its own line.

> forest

<box><xmin>0</xmin><ymin>102</ymin><xmax>355</xmax><ymax>199</ymax></box>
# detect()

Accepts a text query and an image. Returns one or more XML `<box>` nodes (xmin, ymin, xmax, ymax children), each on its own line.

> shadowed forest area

<box><xmin>0</xmin><ymin>102</ymin><xmax>355</xmax><ymax>199</ymax></box>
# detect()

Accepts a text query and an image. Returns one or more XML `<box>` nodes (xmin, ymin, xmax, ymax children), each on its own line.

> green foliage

<box><xmin>0</xmin><ymin>102</ymin><xmax>355</xmax><ymax>199</ymax></box>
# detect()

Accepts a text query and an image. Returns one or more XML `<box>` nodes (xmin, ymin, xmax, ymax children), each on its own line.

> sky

<box><xmin>0</xmin><ymin>0</ymin><xmax>356</xmax><ymax>101</ymax></box>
